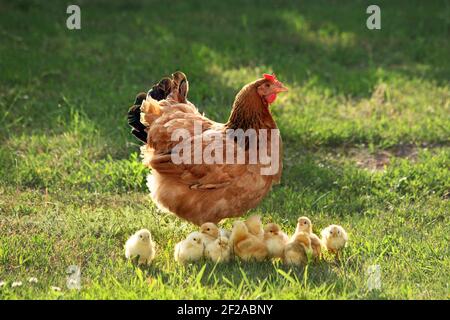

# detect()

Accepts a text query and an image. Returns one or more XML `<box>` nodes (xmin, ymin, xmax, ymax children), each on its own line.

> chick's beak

<box><xmin>274</xmin><ymin>81</ymin><xmax>288</xmax><ymax>93</ymax></box>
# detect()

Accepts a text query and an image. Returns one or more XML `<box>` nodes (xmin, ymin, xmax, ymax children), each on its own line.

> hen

<box><xmin>128</xmin><ymin>72</ymin><xmax>287</xmax><ymax>225</ymax></box>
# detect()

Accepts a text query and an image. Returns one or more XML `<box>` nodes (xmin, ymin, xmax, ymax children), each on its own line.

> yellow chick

<box><xmin>295</xmin><ymin>216</ymin><xmax>322</xmax><ymax>259</ymax></box>
<box><xmin>205</xmin><ymin>236</ymin><xmax>232</xmax><ymax>263</ymax></box>
<box><xmin>283</xmin><ymin>231</ymin><xmax>311</xmax><ymax>266</ymax></box>
<box><xmin>219</xmin><ymin>228</ymin><xmax>231</xmax><ymax>239</ymax></box>
<box><xmin>264</xmin><ymin>223</ymin><xmax>289</xmax><ymax>259</ymax></box>
<box><xmin>125</xmin><ymin>229</ymin><xmax>156</xmax><ymax>265</ymax></box>
<box><xmin>245</xmin><ymin>215</ymin><xmax>264</xmax><ymax>240</ymax></box>
<box><xmin>230</xmin><ymin>220</ymin><xmax>268</xmax><ymax>261</ymax></box>
<box><xmin>200</xmin><ymin>222</ymin><xmax>220</xmax><ymax>246</ymax></box>
<box><xmin>320</xmin><ymin>224</ymin><xmax>348</xmax><ymax>256</ymax></box>
<box><xmin>174</xmin><ymin>231</ymin><xmax>204</xmax><ymax>264</ymax></box>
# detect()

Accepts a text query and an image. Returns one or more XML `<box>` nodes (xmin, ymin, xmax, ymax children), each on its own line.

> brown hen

<box><xmin>134</xmin><ymin>72</ymin><xmax>287</xmax><ymax>225</ymax></box>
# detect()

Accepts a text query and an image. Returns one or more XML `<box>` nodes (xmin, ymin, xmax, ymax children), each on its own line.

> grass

<box><xmin>0</xmin><ymin>0</ymin><xmax>449</xmax><ymax>299</ymax></box>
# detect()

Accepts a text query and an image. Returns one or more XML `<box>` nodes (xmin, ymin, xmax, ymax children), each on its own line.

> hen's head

<box><xmin>256</xmin><ymin>74</ymin><xmax>288</xmax><ymax>105</ymax></box>
<box><xmin>227</xmin><ymin>73</ymin><xmax>288</xmax><ymax>130</ymax></box>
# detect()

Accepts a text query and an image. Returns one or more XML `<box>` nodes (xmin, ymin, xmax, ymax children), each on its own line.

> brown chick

<box><xmin>264</xmin><ymin>223</ymin><xmax>289</xmax><ymax>259</ymax></box>
<box><xmin>245</xmin><ymin>215</ymin><xmax>264</xmax><ymax>240</ymax></box>
<box><xmin>320</xmin><ymin>224</ymin><xmax>348</xmax><ymax>256</ymax></box>
<box><xmin>230</xmin><ymin>221</ymin><xmax>268</xmax><ymax>262</ymax></box>
<box><xmin>283</xmin><ymin>232</ymin><xmax>311</xmax><ymax>266</ymax></box>
<box><xmin>200</xmin><ymin>222</ymin><xmax>220</xmax><ymax>246</ymax></box>
<box><xmin>295</xmin><ymin>216</ymin><xmax>322</xmax><ymax>260</ymax></box>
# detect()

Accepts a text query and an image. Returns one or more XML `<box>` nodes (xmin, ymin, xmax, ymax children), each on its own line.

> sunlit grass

<box><xmin>0</xmin><ymin>0</ymin><xmax>449</xmax><ymax>299</ymax></box>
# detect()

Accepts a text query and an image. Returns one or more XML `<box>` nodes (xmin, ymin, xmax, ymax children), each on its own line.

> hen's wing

<box><xmin>145</xmin><ymin>126</ymin><xmax>260</xmax><ymax>190</ymax></box>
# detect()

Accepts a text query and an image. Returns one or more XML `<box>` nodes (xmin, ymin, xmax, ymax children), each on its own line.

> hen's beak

<box><xmin>274</xmin><ymin>81</ymin><xmax>288</xmax><ymax>93</ymax></box>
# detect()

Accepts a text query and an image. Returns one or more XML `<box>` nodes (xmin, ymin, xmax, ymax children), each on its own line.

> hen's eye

<box><xmin>265</xmin><ymin>83</ymin><xmax>270</xmax><ymax>87</ymax></box>
<box><xmin>207</xmin><ymin>228</ymin><xmax>210</xmax><ymax>231</ymax></box>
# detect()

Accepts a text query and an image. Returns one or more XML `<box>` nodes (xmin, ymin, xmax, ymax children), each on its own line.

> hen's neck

<box><xmin>225</xmin><ymin>82</ymin><xmax>277</xmax><ymax>131</ymax></box>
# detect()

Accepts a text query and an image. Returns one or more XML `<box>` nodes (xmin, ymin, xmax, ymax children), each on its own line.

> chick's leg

<box><xmin>138</xmin><ymin>256</ymin><xmax>147</xmax><ymax>265</ymax></box>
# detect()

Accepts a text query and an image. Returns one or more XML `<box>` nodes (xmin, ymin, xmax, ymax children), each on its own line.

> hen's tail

<box><xmin>128</xmin><ymin>92</ymin><xmax>148</xmax><ymax>143</ymax></box>
<box><xmin>127</xmin><ymin>72</ymin><xmax>189</xmax><ymax>143</ymax></box>
<box><xmin>127</xmin><ymin>77</ymin><xmax>172</xmax><ymax>143</ymax></box>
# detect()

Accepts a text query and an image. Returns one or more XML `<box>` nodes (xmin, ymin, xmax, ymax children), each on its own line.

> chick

<box><xmin>230</xmin><ymin>221</ymin><xmax>268</xmax><ymax>261</ymax></box>
<box><xmin>244</xmin><ymin>215</ymin><xmax>264</xmax><ymax>240</ymax></box>
<box><xmin>219</xmin><ymin>228</ymin><xmax>231</xmax><ymax>239</ymax></box>
<box><xmin>320</xmin><ymin>224</ymin><xmax>348</xmax><ymax>256</ymax></box>
<box><xmin>264</xmin><ymin>223</ymin><xmax>289</xmax><ymax>259</ymax></box>
<box><xmin>200</xmin><ymin>222</ymin><xmax>220</xmax><ymax>246</ymax></box>
<box><xmin>125</xmin><ymin>229</ymin><xmax>156</xmax><ymax>265</ymax></box>
<box><xmin>205</xmin><ymin>236</ymin><xmax>232</xmax><ymax>263</ymax></box>
<box><xmin>283</xmin><ymin>232</ymin><xmax>311</xmax><ymax>266</ymax></box>
<box><xmin>295</xmin><ymin>216</ymin><xmax>322</xmax><ymax>259</ymax></box>
<box><xmin>174</xmin><ymin>231</ymin><xmax>204</xmax><ymax>264</ymax></box>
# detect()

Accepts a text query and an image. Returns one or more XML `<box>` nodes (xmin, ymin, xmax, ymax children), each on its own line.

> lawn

<box><xmin>0</xmin><ymin>0</ymin><xmax>449</xmax><ymax>299</ymax></box>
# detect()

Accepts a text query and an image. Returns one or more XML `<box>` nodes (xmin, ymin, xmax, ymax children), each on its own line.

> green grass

<box><xmin>0</xmin><ymin>0</ymin><xmax>449</xmax><ymax>299</ymax></box>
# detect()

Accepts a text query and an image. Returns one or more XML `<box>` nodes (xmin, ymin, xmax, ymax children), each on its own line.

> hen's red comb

<box><xmin>263</xmin><ymin>73</ymin><xmax>277</xmax><ymax>82</ymax></box>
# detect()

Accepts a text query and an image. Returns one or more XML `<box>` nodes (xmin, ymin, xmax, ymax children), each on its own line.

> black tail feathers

<box><xmin>127</xmin><ymin>73</ymin><xmax>188</xmax><ymax>143</ymax></box>
<box><xmin>128</xmin><ymin>92</ymin><xmax>148</xmax><ymax>143</ymax></box>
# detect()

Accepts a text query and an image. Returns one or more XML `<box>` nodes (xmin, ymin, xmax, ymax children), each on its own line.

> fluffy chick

<box><xmin>320</xmin><ymin>224</ymin><xmax>348</xmax><ymax>255</ymax></box>
<box><xmin>245</xmin><ymin>215</ymin><xmax>264</xmax><ymax>240</ymax></box>
<box><xmin>125</xmin><ymin>229</ymin><xmax>156</xmax><ymax>265</ymax></box>
<box><xmin>174</xmin><ymin>231</ymin><xmax>204</xmax><ymax>264</ymax></box>
<box><xmin>264</xmin><ymin>223</ymin><xmax>289</xmax><ymax>259</ymax></box>
<box><xmin>200</xmin><ymin>222</ymin><xmax>220</xmax><ymax>246</ymax></box>
<box><xmin>205</xmin><ymin>236</ymin><xmax>231</xmax><ymax>263</ymax></box>
<box><xmin>295</xmin><ymin>216</ymin><xmax>322</xmax><ymax>259</ymax></box>
<box><xmin>230</xmin><ymin>221</ymin><xmax>268</xmax><ymax>261</ymax></box>
<box><xmin>283</xmin><ymin>232</ymin><xmax>311</xmax><ymax>266</ymax></box>
<box><xmin>219</xmin><ymin>228</ymin><xmax>231</xmax><ymax>239</ymax></box>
